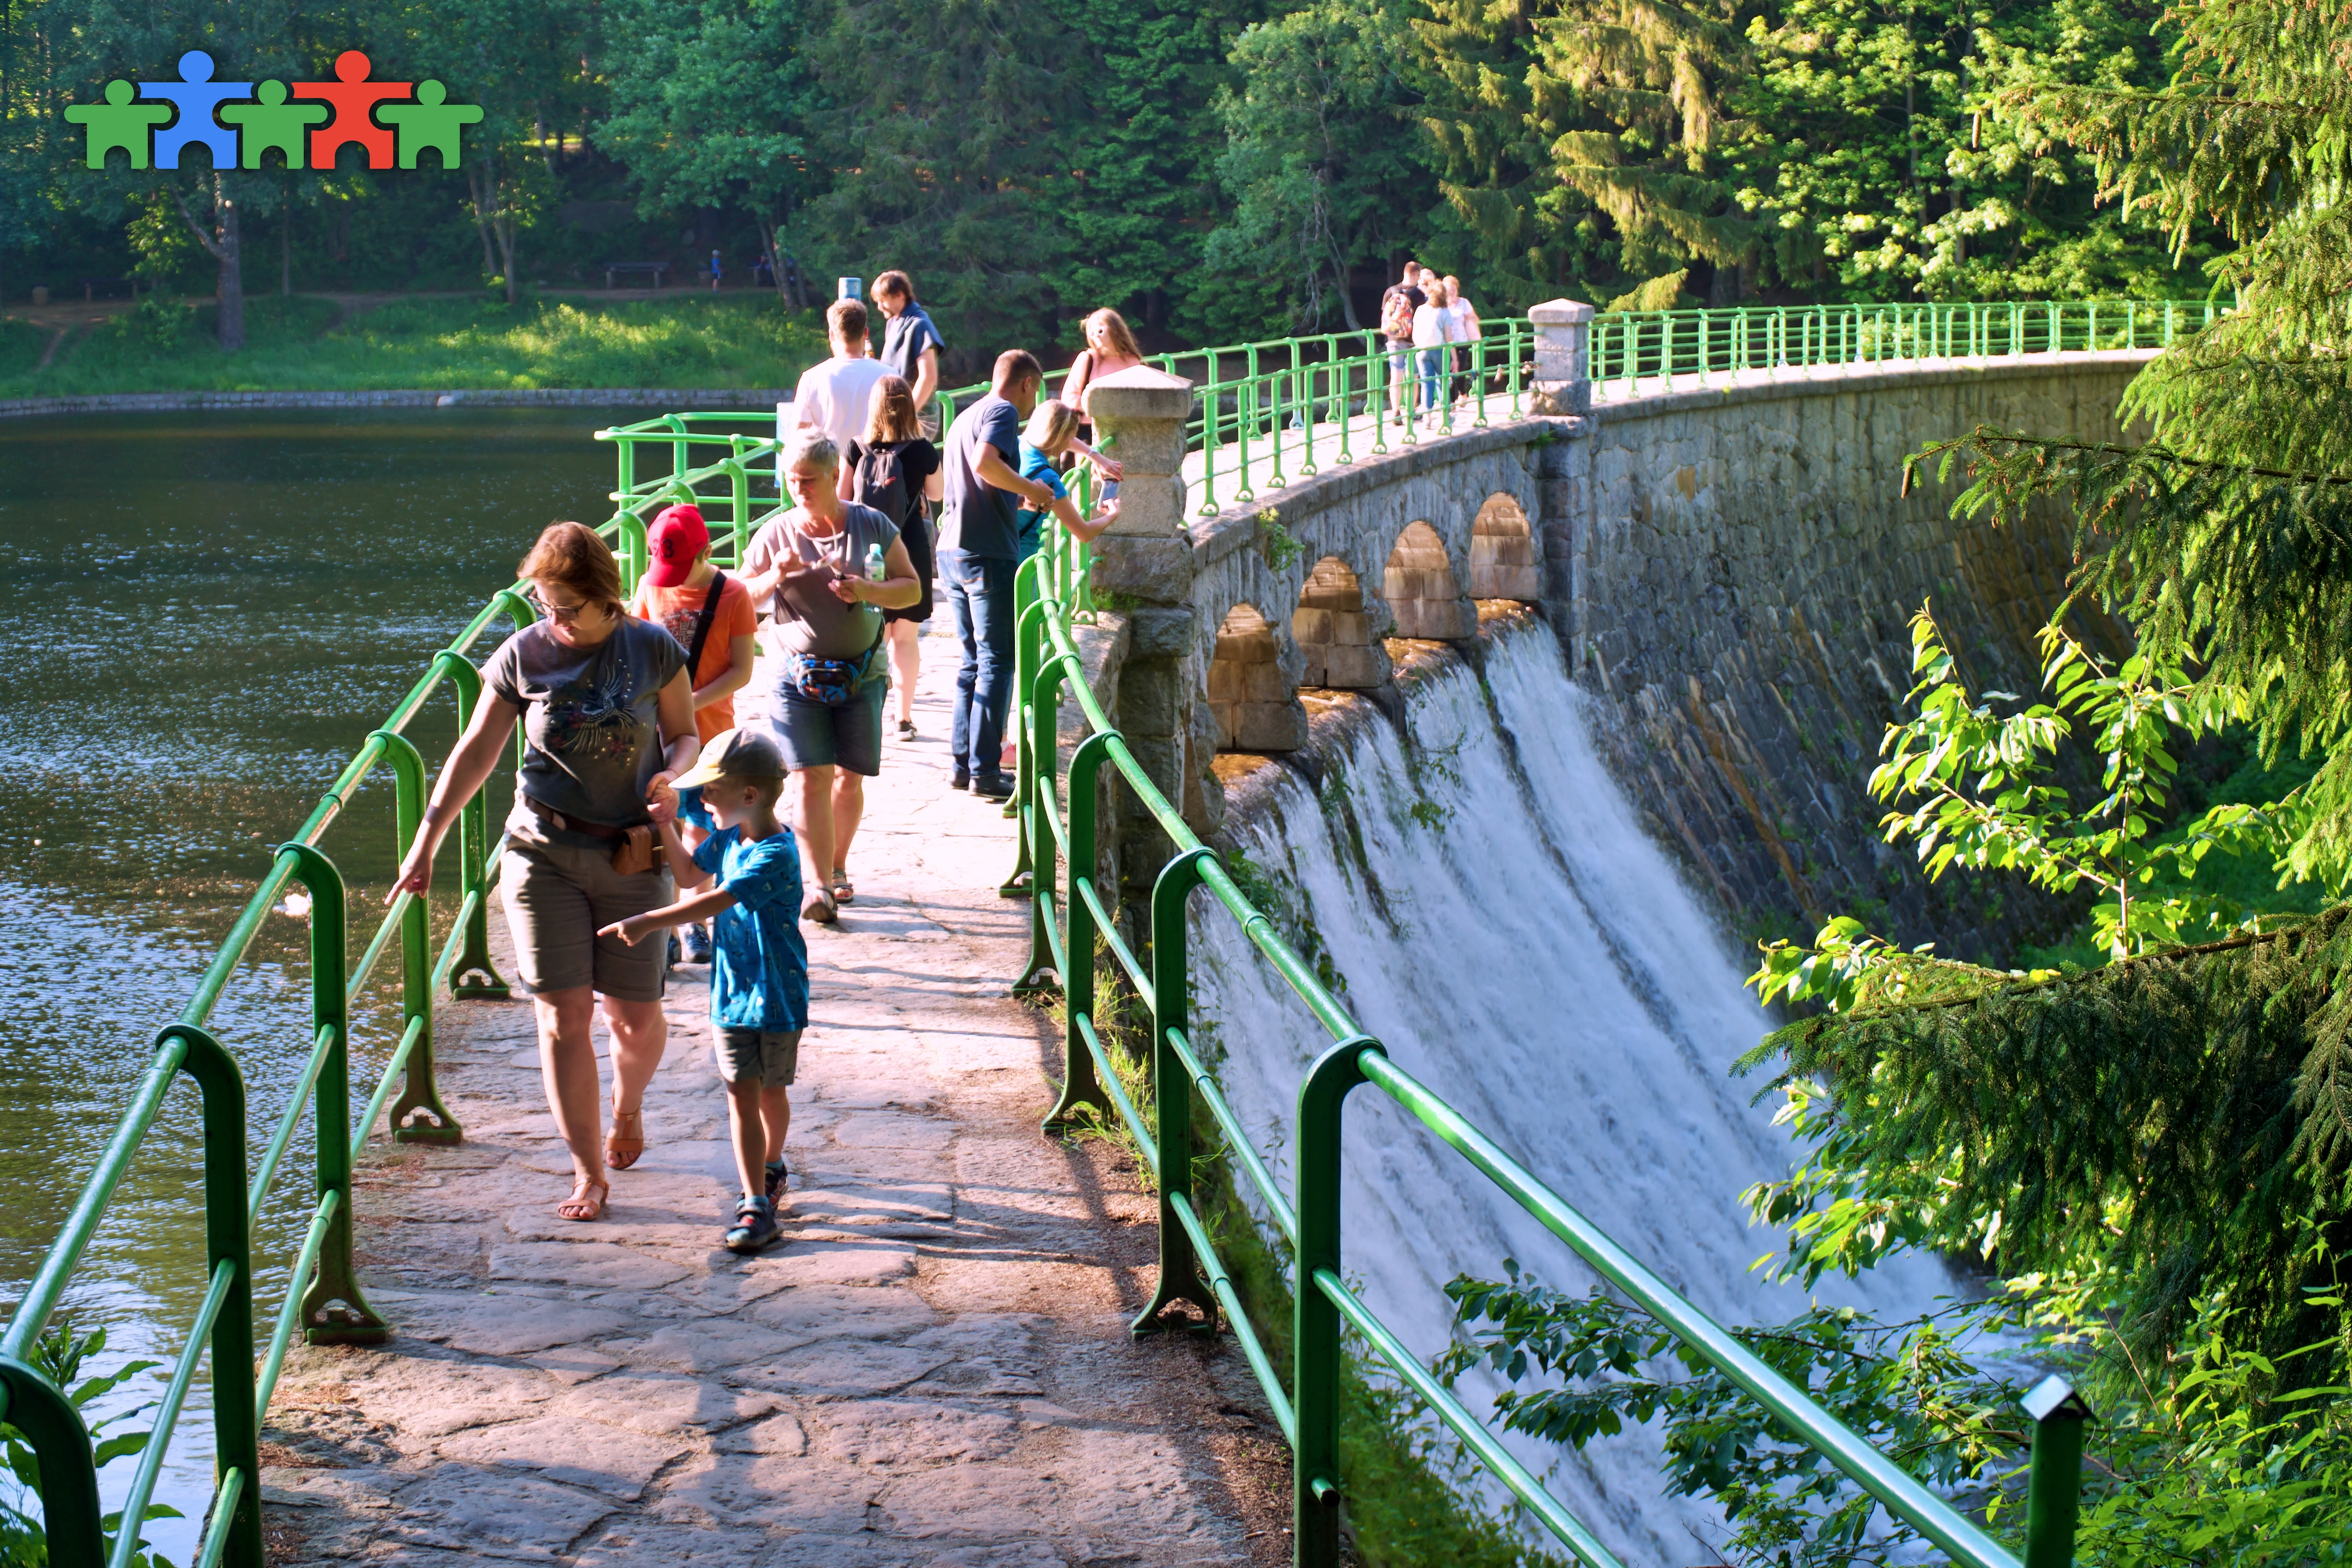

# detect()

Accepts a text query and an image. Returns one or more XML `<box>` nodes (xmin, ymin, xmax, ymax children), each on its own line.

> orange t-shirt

<box><xmin>633</xmin><ymin>573</ymin><xmax>758</xmax><ymax>742</ymax></box>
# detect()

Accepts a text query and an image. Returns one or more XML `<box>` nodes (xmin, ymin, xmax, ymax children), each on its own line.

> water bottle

<box><xmin>866</xmin><ymin>542</ymin><xmax>886</xmax><ymax>583</ymax></box>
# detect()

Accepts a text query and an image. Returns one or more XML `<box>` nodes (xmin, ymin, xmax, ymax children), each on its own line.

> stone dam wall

<box><xmin>1073</xmin><ymin>349</ymin><xmax>2154</xmax><ymax>961</ymax></box>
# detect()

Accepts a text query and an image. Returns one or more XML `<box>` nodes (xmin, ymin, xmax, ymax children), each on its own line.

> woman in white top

<box><xmin>1410</xmin><ymin>278</ymin><xmax>1453</xmax><ymax>425</ymax></box>
<box><xmin>1444</xmin><ymin>275</ymin><xmax>1481</xmax><ymax>400</ymax></box>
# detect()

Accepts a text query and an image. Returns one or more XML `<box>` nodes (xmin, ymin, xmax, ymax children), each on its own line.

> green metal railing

<box><xmin>1001</xmin><ymin>472</ymin><xmax>2097</xmax><ymax>1564</ymax></box>
<box><xmin>1589</xmin><ymin>296</ymin><xmax>2220</xmax><ymax>398</ymax></box>
<box><xmin>2</xmin><ymin>296</ymin><xmax>2162</xmax><ymax>1566</ymax></box>
<box><xmin>0</xmin><ymin>447</ymin><xmax>752</xmax><ymax>1563</ymax></box>
<box><xmin>928</xmin><ymin>321</ymin><xmax>1539</xmax><ymax>521</ymax></box>
<box><xmin>0</xmin><ymin>587</ymin><xmax>531</xmax><ymax>1568</ymax></box>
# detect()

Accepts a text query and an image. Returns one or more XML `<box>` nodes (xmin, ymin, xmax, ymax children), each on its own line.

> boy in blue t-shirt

<box><xmin>601</xmin><ymin>728</ymin><xmax>808</xmax><ymax>1253</ymax></box>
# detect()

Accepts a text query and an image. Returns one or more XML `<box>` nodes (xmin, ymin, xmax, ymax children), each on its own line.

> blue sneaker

<box><xmin>724</xmin><ymin>1196</ymin><xmax>779</xmax><ymax>1254</ymax></box>
<box><xmin>764</xmin><ymin>1159</ymin><xmax>788</xmax><ymax>1205</ymax></box>
<box><xmin>682</xmin><ymin>923</ymin><xmax>712</xmax><ymax>964</ymax></box>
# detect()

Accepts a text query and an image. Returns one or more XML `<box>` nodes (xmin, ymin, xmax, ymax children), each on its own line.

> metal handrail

<box><xmin>5</xmin><ymin>298</ymin><xmax>2175</xmax><ymax>1566</ymax></box>
<box><xmin>0</xmin><ymin>538</ymin><xmax>632</xmax><ymax>1567</ymax></box>
<box><xmin>995</xmin><ymin>311</ymin><xmax>2128</xmax><ymax>1566</ymax></box>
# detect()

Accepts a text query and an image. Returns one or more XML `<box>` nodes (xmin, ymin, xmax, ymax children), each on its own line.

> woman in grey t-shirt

<box><xmin>389</xmin><ymin>523</ymin><xmax>699</xmax><ymax>1224</ymax></box>
<box><xmin>737</xmin><ymin>432</ymin><xmax>919</xmax><ymax>922</ymax></box>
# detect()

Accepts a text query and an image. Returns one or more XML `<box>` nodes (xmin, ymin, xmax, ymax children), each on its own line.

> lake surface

<box><xmin>0</xmin><ymin>406</ymin><xmax>700</xmax><ymax>1553</ymax></box>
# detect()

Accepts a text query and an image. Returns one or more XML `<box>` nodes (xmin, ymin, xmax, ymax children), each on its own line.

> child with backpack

<box><xmin>599</xmin><ymin>728</ymin><xmax>807</xmax><ymax>1253</ymax></box>
<box><xmin>844</xmin><ymin>376</ymin><xmax>942</xmax><ymax>742</ymax></box>
<box><xmin>629</xmin><ymin>503</ymin><xmax>757</xmax><ymax>961</ymax></box>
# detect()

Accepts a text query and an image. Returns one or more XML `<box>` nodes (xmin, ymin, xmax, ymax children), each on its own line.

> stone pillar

<box><xmin>1081</xmin><ymin>364</ymin><xmax>1204</xmax><ymax>897</ymax></box>
<box><xmin>1529</xmin><ymin>298</ymin><xmax>1593</xmax><ymax>415</ymax></box>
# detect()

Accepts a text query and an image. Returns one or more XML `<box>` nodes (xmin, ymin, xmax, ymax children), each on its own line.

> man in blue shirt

<box><xmin>873</xmin><ymin>270</ymin><xmax>945</xmax><ymax>423</ymax></box>
<box><xmin>603</xmin><ymin>729</ymin><xmax>808</xmax><ymax>1252</ymax></box>
<box><xmin>936</xmin><ymin>349</ymin><xmax>1058</xmax><ymax>799</ymax></box>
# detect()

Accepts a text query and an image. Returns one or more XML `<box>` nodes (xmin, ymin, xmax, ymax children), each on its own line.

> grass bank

<box><xmin>0</xmin><ymin>292</ymin><xmax>828</xmax><ymax>398</ymax></box>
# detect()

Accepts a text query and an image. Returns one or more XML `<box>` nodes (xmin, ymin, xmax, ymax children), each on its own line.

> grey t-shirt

<box><xmin>484</xmin><ymin>617</ymin><xmax>687</xmax><ymax>827</ymax></box>
<box><xmin>742</xmin><ymin>503</ymin><xmax>901</xmax><ymax>660</ymax></box>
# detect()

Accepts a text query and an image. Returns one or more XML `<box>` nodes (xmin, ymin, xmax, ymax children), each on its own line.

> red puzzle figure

<box><xmin>294</xmin><ymin>50</ymin><xmax>411</xmax><ymax>169</ymax></box>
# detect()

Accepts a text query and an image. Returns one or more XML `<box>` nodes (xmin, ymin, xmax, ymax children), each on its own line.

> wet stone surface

<box><xmin>268</xmin><ymin>635</ymin><xmax>1285</xmax><ymax>1565</ymax></box>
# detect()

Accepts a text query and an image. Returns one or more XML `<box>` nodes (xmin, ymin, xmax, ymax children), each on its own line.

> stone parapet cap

<box><xmin>1087</xmin><ymin>364</ymin><xmax>1195</xmax><ymax>421</ymax></box>
<box><xmin>1589</xmin><ymin>347</ymin><xmax>2160</xmax><ymax>425</ymax></box>
<box><xmin>1189</xmin><ymin>415</ymin><xmax>1584</xmax><ymax>568</ymax></box>
<box><xmin>1529</xmin><ymin>299</ymin><xmax>1595</xmax><ymax>326</ymax></box>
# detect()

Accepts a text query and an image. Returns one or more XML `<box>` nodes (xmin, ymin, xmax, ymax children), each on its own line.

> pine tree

<box><xmin>1747</xmin><ymin>0</ymin><xmax>2352</xmax><ymax>1395</ymax></box>
<box><xmin>1528</xmin><ymin>0</ymin><xmax>1757</xmax><ymax>299</ymax></box>
<box><xmin>1924</xmin><ymin>0</ymin><xmax>2352</xmax><ymax>872</ymax></box>
<box><xmin>1408</xmin><ymin>0</ymin><xmax>1601</xmax><ymax>305</ymax></box>
<box><xmin>786</xmin><ymin>0</ymin><xmax>1075</xmax><ymax>361</ymax></box>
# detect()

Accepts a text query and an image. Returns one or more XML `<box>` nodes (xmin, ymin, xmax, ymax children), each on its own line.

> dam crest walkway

<box><xmin>264</xmin><ymin>636</ymin><xmax>1278</xmax><ymax>1566</ymax></box>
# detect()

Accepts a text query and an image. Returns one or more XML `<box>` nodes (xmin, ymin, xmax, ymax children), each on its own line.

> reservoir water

<box><xmin>0</xmin><ymin>406</ymin><xmax>676</xmax><ymax>1553</ymax></box>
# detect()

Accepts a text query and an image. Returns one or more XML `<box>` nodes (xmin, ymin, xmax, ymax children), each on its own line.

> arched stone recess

<box><xmin>1207</xmin><ymin>604</ymin><xmax>1309</xmax><ymax>752</ymax></box>
<box><xmin>1292</xmin><ymin>557</ymin><xmax>1392</xmax><ymax>689</ymax></box>
<box><xmin>1383</xmin><ymin>520</ymin><xmax>1477</xmax><ymax>640</ymax></box>
<box><xmin>1468</xmin><ymin>492</ymin><xmax>1541</xmax><ymax>601</ymax></box>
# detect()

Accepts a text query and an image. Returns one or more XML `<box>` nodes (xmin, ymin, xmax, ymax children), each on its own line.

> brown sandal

<box><xmin>557</xmin><ymin>1176</ymin><xmax>609</xmax><ymax>1222</ymax></box>
<box><xmin>605</xmin><ymin>1109</ymin><xmax>646</xmax><ymax>1171</ymax></box>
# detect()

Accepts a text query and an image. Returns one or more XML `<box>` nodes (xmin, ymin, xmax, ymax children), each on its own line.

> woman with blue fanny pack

<box><xmin>737</xmin><ymin>431</ymin><xmax>921</xmax><ymax>924</ymax></box>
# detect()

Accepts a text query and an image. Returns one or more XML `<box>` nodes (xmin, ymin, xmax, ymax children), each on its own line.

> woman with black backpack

<box><xmin>843</xmin><ymin>375</ymin><xmax>942</xmax><ymax>743</ymax></box>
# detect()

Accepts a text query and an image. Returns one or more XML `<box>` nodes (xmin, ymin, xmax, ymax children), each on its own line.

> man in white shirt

<box><xmin>783</xmin><ymin>297</ymin><xmax>890</xmax><ymax>458</ymax></box>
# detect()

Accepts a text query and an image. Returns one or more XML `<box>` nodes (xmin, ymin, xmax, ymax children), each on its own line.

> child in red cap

<box><xmin>630</xmin><ymin>503</ymin><xmax>757</xmax><ymax>962</ymax></box>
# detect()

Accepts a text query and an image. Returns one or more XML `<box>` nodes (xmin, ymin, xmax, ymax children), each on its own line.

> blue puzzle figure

<box><xmin>140</xmin><ymin>51</ymin><xmax>253</xmax><ymax>170</ymax></box>
<box><xmin>63</xmin><ymin>81</ymin><xmax>172</xmax><ymax>169</ymax></box>
<box><xmin>377</xmin><ymin>81</ymin><xmax>481</xmax><ymax>170</ymax></box>
<box><xmin>220</xmin><ymin>81</ymin><xmax>328</xmax><ymax>169</ymax></box>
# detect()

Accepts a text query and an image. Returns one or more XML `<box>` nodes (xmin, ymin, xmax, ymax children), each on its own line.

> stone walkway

<box><xmin>265</xmin><ymin>624</ymin><xmax>1287</xmax><ymax>1566</ymax></box>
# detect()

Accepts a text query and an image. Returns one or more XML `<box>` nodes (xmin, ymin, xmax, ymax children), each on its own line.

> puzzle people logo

<box><xmin>64</xmin><ymin>50</ymin><xmax>481</xmax><ymax>172</ymax></box>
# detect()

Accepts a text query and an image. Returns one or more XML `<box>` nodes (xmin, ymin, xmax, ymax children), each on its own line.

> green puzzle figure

<box><xmin>62</xmin><ymin>81</ymin><xmax>173</xmax><ymax>169</ymax></box>
<box><xmin>377</xmin><ymin>81</ymin><xmax>481</xmax><ymax>170</ymax></box>
<box><xmin>220</xmin><ymin>82</ymin><xmax>329</xmax><ymax>169</ymax></box>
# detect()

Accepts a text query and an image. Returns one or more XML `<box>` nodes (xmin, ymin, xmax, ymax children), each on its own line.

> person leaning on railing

<box><xmin>389</xmin><ymin>522</ymin><xmax>701</xmax><ymax>1225</ymax></box>
<box><xmin>1013</xmin><ymin>399</ymin><xmax>1120</xmax><ymax>561</ymax></box>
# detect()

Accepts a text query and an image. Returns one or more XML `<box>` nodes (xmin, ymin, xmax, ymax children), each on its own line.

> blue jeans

<box><xmin>1418</xmin><ymin>348</ymin><xmax>1446</xmax><ymax>416</ymax></box>
<box><xmin>937</xmin><ymin>548</ymin><xmax>1016</xmax><ymax>779</ymax></box>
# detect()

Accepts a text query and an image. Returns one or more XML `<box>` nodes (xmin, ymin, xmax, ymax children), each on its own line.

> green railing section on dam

<box><xmin>999</xmin><ymin>473</ymin><xmax>2096</xmax><ymax>1566</ymax></box>
<box><xmin>0</xmin><ymin>297</ymin><xmax>2185</xmax><ymax>1567</ymax></box>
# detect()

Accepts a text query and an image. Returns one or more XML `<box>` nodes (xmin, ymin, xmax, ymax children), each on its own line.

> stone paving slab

<box><xmin>268</xmin><ymin>623</ymin><xmax>1289</xmax><ymax>1566</ymax></box>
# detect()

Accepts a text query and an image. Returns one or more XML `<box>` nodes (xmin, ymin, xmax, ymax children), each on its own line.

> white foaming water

<box><xmin>1191</xmin><ymin>620</ymin><xmax>1951</xmax><ymax>1562</ymax></box>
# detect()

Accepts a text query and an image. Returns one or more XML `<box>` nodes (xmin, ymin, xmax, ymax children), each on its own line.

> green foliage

<box><xmin>1</xmin><ymin>294</ymin><xmax>824</xmax><ymax>396</ymax></box>
<box><xmin>595</xmin><ymin>0</ymin><xmax>815</xmax><ymax>302</ymax></box>
<box><xmin>1443</xmin><ymin>1267</ymin><xmax>2028</xmax><ymax>1564</ymax></box>
<box><xmin>1205</xmin><ymin>0</ymin><xmax>1425</xmax><ymax>332</ymax></box>
<box><xmin>1441</xmin><ymin>1268</ymin><xmax>2352</xmax><ymax>1567</ymax></box>
<box><xmin>1733</xmin><ymin>0</ymin><xmax>2197</xmax><ymax>299</ymax></box>
<box><xmin>1863</xmin><ymin>604</ymin><xmax>2279</xmax><ymax>959</ymax></box>
<box><xmin>1915</xmin><ymin>0</ymin><xmax>2352</xmax><ymax>879</ymax></box>
<box><xmin>0</xmin><ymin>1319</ymin><xmax>180</xmax><ymax>1568</ymax></box>
<box><xmin>1742</xmin><ymin>902</ymin><xmax>2352</xmax><ymax>1381</ymax></box>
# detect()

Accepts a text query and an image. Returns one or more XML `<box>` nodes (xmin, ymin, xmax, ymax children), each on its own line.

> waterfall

<box><xmin>1191</xmin><ymin>618</ymin><xmax>1952</xmax><ymax>1561</ymax></box>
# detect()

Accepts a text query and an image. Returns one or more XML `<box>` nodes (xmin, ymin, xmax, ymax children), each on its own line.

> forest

<box><xmin>0</xmin><ymin>0</ymin><xmax>2209</xmax><ymax>365</ymax></box>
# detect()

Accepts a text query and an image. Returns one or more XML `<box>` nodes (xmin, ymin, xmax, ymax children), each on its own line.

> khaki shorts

<box><xmin>716</xmin><ymin>1028</ymin><xmax>801</xmax><ymax>1085</ymax></box>
<box><xmin>500</xmin><ymin>818</ymin><xmax>672</xmax><ymax>1002</ymax></box>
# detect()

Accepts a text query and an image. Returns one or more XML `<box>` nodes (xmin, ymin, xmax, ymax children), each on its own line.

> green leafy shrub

<box><xmin>0</xmin><ymin>1319</ymin><xmax>179</xmax><ymax>1568</ymax></box>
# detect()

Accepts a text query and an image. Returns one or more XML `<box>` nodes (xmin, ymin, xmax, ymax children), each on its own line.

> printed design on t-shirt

<box><xmin>540</xmin><ymin>661</ymin><xmax>644</xmax><ymax>763</ymax></box>
<box><xmin>655</xmin><ymin>603</ymin><xmax>701</xmax><ymax>655</ymax></box>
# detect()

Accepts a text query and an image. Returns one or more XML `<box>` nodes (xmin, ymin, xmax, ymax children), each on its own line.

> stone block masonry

<box><xmin>1082</xmin><ymin>339</ymin><xmax>2157</xmax><ymax>959</ymax></box>
<box><xmin>263</xmin><ymin>639</ymin><xmax>1288</xmax><ymax>1566</ymax></box>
